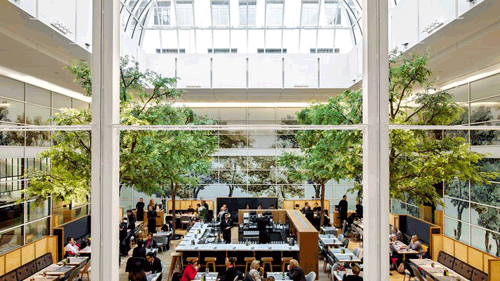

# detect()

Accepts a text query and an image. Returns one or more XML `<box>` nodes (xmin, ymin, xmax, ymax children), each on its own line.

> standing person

<box><xmin>147</xmin><ymin>205</ymin><xmax>157</xmax><ymax>234</ymax></box>
<box><xmin>301</xmin><ymin>202</ymin><xmax>310</xmax><ymax>214</ymax></box>
<box><xmin>220</xmin><ymin>213</ymin><xmax>232</xmax><ymax>244</ymax></box>
<box><xmin>148</xmin><ymin>199</ymin><xmax>155</xmax><ymax>210</ymax></box>
<box><xmin>218</xmin><ymin>206</ymin><xmax>227</xmax><ymax>222</ymax></box>
<box><xmin>136</xmin><ymin>198</ymin><xmax>145</xmax><ymax>222</ymax></box>
<box><xmin>181</xmin><ymin>258</ymin><xmax>200</xmax><ymax>281</ymax></box>
<box><xmin>313</xmin><ymin>202</ymin><xmax>321</xmax><ymax>212</ymax></box>
<box><xmin>127</xmin><ymin>209</ymin><xmax>137</xmax><ymax>231</ymax></box>
<box><xmin>338</xmin><ymin>195</ymin><xmax>348</xmax><ymax>227</ymax></box>
<box><xmin>355</xmin><ymin>200</ymin><xmax>363</xmax><ymax>219</ymax></box>
<box><xmin>245</xmin><ymin>204</ymin><xmax>250</xmax><ymax>209</ymax></box>
<box><xmin>286</xmin><ymin>259</ymin><xmax>306</xmax><ymax>281</ymax></box>
<box><xmin>201</xmin><ymin>200</ymin><xmax>211</xmax><ymax>221</ymax></box>
<box><xmin>390</xmin><ymin>226</ymin><xmax>404</xmax><ymax>242</ymax></box>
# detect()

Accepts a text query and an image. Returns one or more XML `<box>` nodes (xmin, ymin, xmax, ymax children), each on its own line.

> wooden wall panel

<box><xmin>484</xmin><ymin>253</ymin><xmax>497</xmax><ymax>273</ymax></box>
<box><xmin>432</xmin><ymin>234</ymin><xmax>443</xmax><ymax>262</ymax></box>
<box><xmin>0</xmin><ymin>255</ymin><xmax>5</xmax><ymax>275</ymax></box>
<box><xmin>454</xmin><ymin>242</ymin><xmax>468</xmax><ymax>261</ymax></box>
<box><xmin>467</xmin><ymin>247</ymin><xmax>483</xmax><ymax>271</ymax></box>
<box><xmin>35</xmin><ymin>238</ymin><xmax>48</xmax><ymax>258</ymax></box>
<box><xmin>47</xmin><ymin>236</ymin><xmax>58</xmax><ymax>262</ymax></box>
<box><xmin>21</xmin><ymin>243</ymin><xmax>35</xmax><ymax>264</ymax></box>
<box><xmin>434</xmin><ymin>210</ymin><xmax>443</xmax><ymax>229</ymax></box>
<box><xmin>489</xmin><ymin>260</ymin><xmax>500</xmax><ymax>281</ymax></box>
<box><xmin>168</xmin><ymin>200</ymin><xmax>214</xmax><ymax>211</ymax></box>
<box><xmin>443</xmin><ymin>236</ymin><xmax>455</xmax><ymax>256</ymax></box>
<box><xmin>5</xmin><ymin>249</ymin><xmax>21</xmax><ymax>272</ymax></box>
<box><xmin>283</xmin><ymin>201</ymin><xmax>294</xmax><ymax>210</ymax></box>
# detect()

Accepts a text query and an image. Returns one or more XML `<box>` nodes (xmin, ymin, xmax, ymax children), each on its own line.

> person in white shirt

<box><xmin>65</xmin><ymin>236</ymin><xmax>80</xmax><ymax>256</ymax></box>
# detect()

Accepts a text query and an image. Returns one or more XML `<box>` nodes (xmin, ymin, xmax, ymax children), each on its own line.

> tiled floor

<box><xmin>119</xmin><ymin>227</ymin><xmax>407</xmax><ymax>280</ymax></box>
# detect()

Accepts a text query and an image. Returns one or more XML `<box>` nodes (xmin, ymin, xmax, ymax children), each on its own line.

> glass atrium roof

<box><xmin>120</xmin><ymin>0</ymin><xmax>362</xmax><ymax>54</ymax></box>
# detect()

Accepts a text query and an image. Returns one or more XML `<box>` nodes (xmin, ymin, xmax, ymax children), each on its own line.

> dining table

<box><xmin>319</xmin><ymin>235</ymin><xmax>342</xmax><ymax>247</ymax></box>
<box><xmin>267</xmin><ymin>272</ymin><xmax>292</xmax><ymax>281</ymax></box>
<box><xmin>410</xmin><ymin>259</ymin><xmax>468</xmax><ymax>281</ymax></box>
<box><xmin>57</xmin><ymin>256</ymin><xmax>89</xmax><ymax>267</ymax></box>
<box><xmin>79</xmin><ymin>246</ymin><xmax>91</xmax><ymax>255</ymax></box>
<box><xmin>332</xmin><ymin>268</ymin><xmax>364</xmax><ymax>280</ymax></box>
<box><xmin>193</xmin><ymin>272</ymin><xmax>218</xmax><ymax>281</ymax></box>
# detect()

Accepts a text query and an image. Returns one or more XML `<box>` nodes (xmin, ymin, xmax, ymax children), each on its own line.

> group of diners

<box><xmin>180</xmin><ymin>258</ymin><xmax>311</xmax><ymax>281</ymax></box>
<box><xmin>388</xmin><ymin>226</ymin><xmax>426</xmax><ymax>276</ymax></box>
<box><xmin>125</xmin><ymin>232</ymin><xmax>166</xmax><ymax>281</ymax></box>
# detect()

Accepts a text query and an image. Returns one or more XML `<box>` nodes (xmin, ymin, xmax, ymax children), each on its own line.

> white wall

<box><xmin>144</xmin><ymin>53</ymin><xmax>358</xmax><ymax>89</ymax></box>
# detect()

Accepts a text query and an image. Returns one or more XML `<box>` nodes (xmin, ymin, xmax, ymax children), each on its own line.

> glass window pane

<box><xmin>26</xmin><ymin>85</ymin><xmax>51</xmax><ymax>107</ymax></box>
<box><xmin>73</xmin><ymin>99</ymin><xmax>89</xmax><ymax>110</ymax></box>
<box><xmin>25</xmin><ymin>218</ymin><xmax>49</xmax><ymax>244</ymax></box>
<box><xmin>0</xmin><ymin>98</ymin><xmax>25</xmax><ymax>124</ymax></box>
<box><xmin>470</xmin><ymin>73</ymin><xmax>500</xmax><ymax>101</ymax></box>
<box><xmin>471</xmin><ymin>203</ymin><xmax>500</xmax><ymax>233</ymax></box>
<box><xmin>28</xmin><ymin>200</ymin><xmax>50</xmax><ymax>222</ymax></box>
<box><xmin>447</xmin><ymin>84</ymin><xmax>469</xmax><ymax>103</ymax></box>
<box><xmin>0</xmin><ymin>76</ymin><xmax>24</xmax><ymax>101</ymax></box>
<box><xmin>52</xmin><ymin>93</ymin><xmax>72</xmax><ymax>109</ymax></box>
<box><xmin>26</xmin><ymin>104</ymin><xmax>50</xmax><ymax>125</ymax></box>
<box><xmin>0</xmin><ymin>203</ymin><xmax>24</xmax><ymax>232</ymax></box>
<box><xmin>220</xmin><ymin>108</ymin><xmax>247</xmax><ymax>120</ymax></box>
<box><xmin>444</xmin><ymin>217</ymin><xmax>470</xmax><ymax>244</ymax></box>
<box><xmin>248</xmin><ymin>108</ymin><xmax>276</xmax><ymax>120</ymax></box>
<box><xmin>444</xmin><ymin>196</ymin><xmax>469</xmax><ymax>222</ymax></box>
<box><xmin>0</xmin><ymin>226</ymin><xmax>23</xmax><ymax>255</ymax></box>
<box><xmin>444</xmin><ymin>179</ymin><xmax>469</xmax><ymax>200</ymax></box>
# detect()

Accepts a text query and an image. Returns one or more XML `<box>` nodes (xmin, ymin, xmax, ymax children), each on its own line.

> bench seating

<box><xmin>437</xmin><ymin>251</ymin><xmax>487</xmax><ymax>281</ymax></box>
<box><xmin>0</xmin><ymin>253</ymin><xmax>53</xmax><ymax>281</ymax></box>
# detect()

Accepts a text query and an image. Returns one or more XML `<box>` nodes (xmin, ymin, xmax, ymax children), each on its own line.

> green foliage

<box><xmin>25</xmin><ymin>57</ymin><xmax>217</xmax><ymax>209</ymax></box>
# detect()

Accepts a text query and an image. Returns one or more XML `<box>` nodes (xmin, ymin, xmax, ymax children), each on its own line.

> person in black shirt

<box><xmin>301</xmin><ymin>202</ymin><xmax>310</xmax><ymax>214</ymax></box>
<box><xmin>313</xmin><ymin>202</ymin><xmax>321</xmax><ymax>212</ymax></box>
<box><xmin>355</xmin><ymin>200</ymin><xmax>363</xmax><ymax>219</ymax></box>
<box><xmin>132</xmin><ymin>240</ymin><xmax>147</xmax><ymax>259</ymax></box>
<box><xmin>286</xmin><ymin>259</ymin><xmax>305</xmax><ymax>281</ymax></box>
<box><xmin>338</xmin><ymin>195</ymin><xmax>348</xmax><ymax>226</ymax></box>
<box><xmin>256</xmin><ymin>215</ymin><xmax>270</xmax><ymax>244</ymax></box>
<box><xmin>127</xmin><ymin>210</ymin><xmax>137</xmax><ymax>231</ymax></box>
<box><xmin>343</xmin><ymin>265</ymin><xmax>363</xmax><ymax>281</ymax></box>
<box><xmin>136</xmin><ymin>198</ymin><xmax>145</xmax><ymax>222</ymax></box>
<box><xmin>187</xmin><ymin>205</ymin><xmax>195</xmax><ymax>213</ymax></box>
<box><xmin>220</xmin><ymin>257</ymin><xmax>243</xmax><ymax>281</ymax></box>
<box><xmin>145</xmin><ymin>253</ymin><xmax>163</xmax><ymax>275</ymax></box>
<box><xmin>220</xmin><ymin>213</ymin><xmax>232</xmax><ymax>243</ymax></box>
<box><xmin>147</xmin><ymin>205</ymin><xmax>157</xmax><ymax>234</ymax></box>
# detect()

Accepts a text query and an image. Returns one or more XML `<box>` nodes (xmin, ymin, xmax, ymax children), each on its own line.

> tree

<box><xmin>24</xmin><ymin>56</ymin><xmax>217</xmax><ymax>221</ymax></box>
<box><xmin>446</xmin><ymin>179</ymin><xmax>469</xmax><ymax>240</ymax></box>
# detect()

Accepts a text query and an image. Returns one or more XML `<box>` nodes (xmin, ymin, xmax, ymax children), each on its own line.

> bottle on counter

<box><xmin>245</xmin><ymin>240</ymin><xmax>249</xmax><ymax>246</ymax></box>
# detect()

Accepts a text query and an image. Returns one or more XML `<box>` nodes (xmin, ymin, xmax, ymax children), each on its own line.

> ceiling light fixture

<box><xmin>173</xmin><ymin>102</ymin><xmax>322</xmax><ymax>108</ymax></box>
<box><xmin>50</xmin><ymin>18</ymin><xmax>72</xmax><ymax>35</ymax></box>
<box><xmin>422</xmin><ymin>18</ymin><xmax>444</xmax><ymax>34</ymax></box>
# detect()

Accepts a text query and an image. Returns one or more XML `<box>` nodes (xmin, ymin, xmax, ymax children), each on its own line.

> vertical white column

<box><xmin>91</xmin><ymin>0</ymin><xmax>120</xmax><ymax>280</ymax></box>
<box><xmin>362</xmin><ymin>0</ymin><xmax>390</xmax><ymax>280</ymax></box>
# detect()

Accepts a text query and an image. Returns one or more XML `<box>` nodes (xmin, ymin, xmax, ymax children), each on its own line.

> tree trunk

<box><xmin>314</xmin><ymin>184</ymin><xmax>321</xmax><ymax>199</ymax></box>
<box><xmin>171</xmin><ymin>180</ymin><xmax>176</xmax><ymax>237</ymax></box>
<box><xmin>485</xmin><ymin>231</ymin><xmax>490</xmax><ymax>253</ymax></box>
<box><xmin>320</xmin><ymin>181</ymin><xmax>326</xmax><ymax>228</ymax></box>
<box><xmin>496</xmin><ymin>238</ymin><xmax>500</xmax><ymax>257</ymax></box>
<box><xmin>193</xmin><ymin>187</ymin><xmax>200</xmax><ymax>199</ymax></box>
<box><xmin>456</xmin><ymin>204</ymin><xmax>464</xmax><ymax>240</ymax></box>
<box><xmin>228</xmin><ymin>185</ymin><xmax>234</xmax><ymax>197</ymax></box>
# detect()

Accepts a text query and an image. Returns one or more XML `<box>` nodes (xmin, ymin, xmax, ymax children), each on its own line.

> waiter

<box><xmin>220</xmin><ymin>213</ymin><xmax>232</xmax><ymax>243</ymax></box>
<box><xmin>136</xmin><ymin>198</ymin><xmax>145</xmax><ymax>221</ymax></box>
<box><xmin>338</xmin><ymin>195</ymin><xmax>348</xmax><ymax>227</ymax></box>
<box><xmin>256</xmin><ymin>213</ymin><xmax>270</xmax><ymax>244</ymax></box>
<box><xmin>147</xmin><ymin>205</ymin><xmax>157</xmax><ymax>234</ymax></box>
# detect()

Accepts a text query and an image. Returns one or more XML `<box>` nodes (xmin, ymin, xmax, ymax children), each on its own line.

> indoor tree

<box><xmin>24</xmin><ymin>57</ymin><xmax>217</xmax><ymax>219</ymax></box>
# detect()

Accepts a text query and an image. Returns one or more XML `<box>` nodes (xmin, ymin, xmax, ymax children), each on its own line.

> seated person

<box><xmin>145</xmin><ymin>233</ymin><xmax>158</xmax><ymax>249</ymax></box>
<box><xmin>343</xmin><ymin>265</ymin><xmax>363</xmax><ymax>281</ymax></box>
<box><xmin>270</xmin><ymin>204</ymin><xmax>275</xmax><ymax>209</ymax></box>
<box><xmin>267</xmin><ymin>277</ymin><xmax>275</xmax><ymax>281</ymax></box>
<box><xmin>248</xmin><ymin>260</ymin><xmax>264</xmax><ymax>281</ymax></box>
<box><xmin>132</xmin><ymin>240</ymin><xmax>147</xmax><ymax>259</ymax></box>
<box><xmin>129</xmin><ymin>270</ymin><xmax>147</xmax><ymax>281</ymax></box>
<box><xmin>126</xmin><ymin>257</ymin><xmax>148</xmax><ymax>281</ymax></box>
<box><xmin>287</xmin><ymin>259</ymin><xmax>305</xmax><ymax>281</ymax></box>
<box><xmin>145</xmin><ymin>252</ymin><xmax>163</xmax><ymax>275</ymax></box>
<box><xmin>390</xmin><ymin>226</ymin><xmax>403</xmax><ymax>242</ymax></box>
<box><xmin>220</xmin><ymin>257</ymin><xmax>243</xmax><ymax>281</ymax></box>
<box><xmin>257</xmin><ymin>204</ymin><xmax>262</xmax><ymax>210</ymax></box>
<box><xmin>65</xmin><ymin>236</ymin><xmax>81</xmax><ymax>256</ymax></box>
<box><xmin>294</xmin><ymin>204</ymin><xmax>300</xmax><ymax>210</ymax></box>
<box><xmin>181</xmin><ymin>258</ymin><xmax>200</xmax><ymax>281</ymax></box>
<box><xmin>187</xmin><ymin>205</ymin><xmax>195</xmax><ymax>213</ymax></box>
<box><xmin>245</xmin><ymin>204</ymin><xmax>250</xmax><ymax>209</ymax></box>
<box><xmin>355</xmin><ymin>200</ymin><xmax>363</xmax><ymax>219</ymax></box>
<box><xmin>161</xmin><ymin>221</ymin><xmax>173</xmax><ymax>232</ymax></box>
<box><xmin>407</xmin><ymin>235</ymin><xmax>425</xmax><ymax>257</ymax></box>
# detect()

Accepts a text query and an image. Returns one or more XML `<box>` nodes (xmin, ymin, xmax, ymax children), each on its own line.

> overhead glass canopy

<box><xmin>120</xmin><ymin>0</ymin><xmax>362</xmax><ymax>54</ymax></box>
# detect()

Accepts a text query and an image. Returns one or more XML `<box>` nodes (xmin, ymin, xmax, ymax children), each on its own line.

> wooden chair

<box><xmin>262</xmin><ymin>257</ymin><xmax>273</xmax><ymax>273</ymax></box>
<box><xmin>80</xmin><ymin>258</ymin><xmax>91</xmax><ymax>280</ymax></box>
<box><xmin>205</xmin><ymin>257</ymin><xmax>216</xmax><ymax>272</ymax></box>
<box><xmin>281</xmin><ymin>257</ymin><xmax>292</xmax><ymax>272</ymax></box>
<box><xmin>168</xmin><ymin>252</ymin><xmax>184</xmax><ymax>280</ymax></box>
<box><xmin>244</xmin><ymin>257</ymin><xmax>255</xmax><ymax>277</ymax></box>
<box><xmin>67</xmin><ymin>263</ymin><xmax>84</xmax><ymax>281</ymax></box>
<box><xmin>186</xmin><ymin>257</ymin><xmax>199</xmax><ymax>264</ymax></box>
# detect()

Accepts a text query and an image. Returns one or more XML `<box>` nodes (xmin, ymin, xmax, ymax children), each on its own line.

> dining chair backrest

<box><xmin>425</xmin><ymin>276</ymin><xmax>433</xmax><ymax>281</ymax></box>
<box><xmin>81</xmin><ymin>258</ymin><xmax>91</xmax><ymax>273</ymax></box>
<box><xmin>331</xmin><ymin>262</ymin><xmax>339</xmax><ymax>272</ymax></box>
<box><xmin>233</xmin><ymin>276</ymin><xmax>239</xmax><ymax>281</ymax></box>
<box><xmin>410</xmin><ymin>264</ymin><xmax>425</xmax><ymax>281</ymax></box>
<box><xmin>305</xmin><ymin>271</ymin><xmax>316</xmax><ymax>281</ymax></box>
<box><xmin>180</xmin><ymin>215</ymin><xmax>190</xmax><ymax>223</ymax></box>
<box><xmin>327</xmin><ymin>255</ymin><xmax>335</xmax><ymax>267</ymax></box>
<box><xmin>342</xmin><ymin>221</ymin><xmax>348</xmax><ymax>235</ymax></box>
<box><xmin>352</xmin><ymin>248</ymin><xmax>360</xmax><ymax>257</ymax></box>
<box><xmin>342</xmin><ymin>238</ymin><xmax>349</xmax><ymax>248</ymax></box>
<box><xmin>337</xmin><ymin>234</ymin><xmax>344</xmax><ymax>241</ymax></box>
<box><xmin>67</xmin><ymin>263</ymin><xmax>84</xmax><ymax>281</ymax></box>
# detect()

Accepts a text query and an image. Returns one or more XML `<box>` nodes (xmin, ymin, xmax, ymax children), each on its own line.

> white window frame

<box><xmin>301</xmin><ymin>3</ymin><xmax>319</xmax><ymax>26</ymax></box>
<box><xmin>266</xmin><ymin>3</ymin><xmax>283</xmax><ymax>27</ymax></box>
<box><xmin>176</xmin><ymin>3</ymin><xmax>194</xmax><ymax>26</ymax></box>
<box><xmin>212</xmin><ymin>3</ymin><xmax>229</xmax><ymax>27</ymax></box>
<box><xmin>153</xmin><ymin>2</ymin><xmax>171</xmax><ymax>26</ymax></box>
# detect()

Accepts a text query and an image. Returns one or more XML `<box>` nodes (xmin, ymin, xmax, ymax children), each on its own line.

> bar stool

<box><xmin>186</xmin><ymin>257</ymin><xmax>199</xmax><ymax>264</ymax></box>
<box><xmin>168</xmin><ymin>252</ymin><xmax>183</xmax><ymax>280</ymax></box>
<box><xmin>281</xmin><ymin>257</ymin><xmax>292</xmax><ymax>272</ymax></box>
<box><xmin>205</xmin><ymin>257</ymin><xmax>217</xmax><ymax>272</ymax></box>
<box><xmin>244</xmin><ymin>257</ymin><xmax>255</xmax><ymax>277</ymax></box>
<box><xmin>262</xmin><ymin>257</ymin><xmax>273</xmax><ymax>272</ymax></box>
